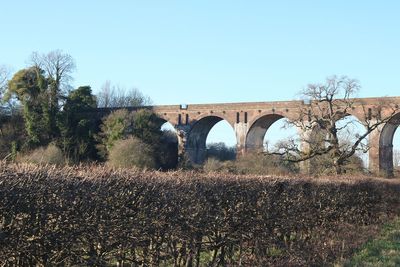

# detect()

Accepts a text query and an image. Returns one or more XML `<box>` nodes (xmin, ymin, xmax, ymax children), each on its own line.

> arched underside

<box><xmin>186</xmin><ymin>116</ymin><xmax>226</xmax><ymax>164</ymax></box>
<box><xmin>245</xmin><ymin>114</ymin><xmax>284</xmax><ymax>151</ymax></box>
<box><xmin>379</xmin><ymin>113</ymin><xmax>400</xmax><ymax>175</ymax></box>
<box><xmin>159</xmin><ymin>120</ymin><xmax>179</xmax><ymax>170</ymax></box>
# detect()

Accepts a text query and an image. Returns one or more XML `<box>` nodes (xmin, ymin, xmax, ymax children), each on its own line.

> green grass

<box><xmin>341</xmin><ymin>216</ymin><xmax>400</xmax><ymax>267</ymax></box>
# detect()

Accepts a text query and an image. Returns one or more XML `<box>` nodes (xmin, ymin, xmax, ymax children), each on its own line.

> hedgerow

<box><xmin>0</xmin><ymin>164</ymin><xmax>399</xmax><ymax>266</ymax></box>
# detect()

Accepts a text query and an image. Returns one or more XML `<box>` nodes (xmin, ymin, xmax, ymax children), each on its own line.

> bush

<box><xmin>108</xmin><ymin>137</ymin><xmax>156</xmax><ymax>169</ymax></box>
<box><xmin>203</xmin><ymin>157</ymin><xmax>235</xmax><ymax>173</ymax></box>
<box><xmin>310</xmin><ymin>153</ymin><xmax>366</xmax><ymax>175</ymax></box>
<box><xmin>0</xmin><ymin>164</ymin><xmax>399</xmax><ymax>266</ymax></box>
<box><xmin>202</xmin><ymin>153</ymin><xmax>299</xmax><ymax>175</ymax></box>
<box><xmin>96</xmin><ymin>109</ymin><xmax>135</xmax><ymax>157</ymax></box>
<box><xmin>17</xmin><ymin>144</ymin><xmax>66</xmax><ymax>166</ymax></box>
<box><xmin>234</xmin><ymin>152</ymin><xmax>299</xmax><ymax>175</ymax></box>
<box><xmin>0</xmin><ymin>114</ymin><xmax>26</xmax><ymax>161</ymax></box>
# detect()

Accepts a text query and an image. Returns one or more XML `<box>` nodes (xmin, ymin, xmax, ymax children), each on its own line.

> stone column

<box><xmin>368</xmin><ymin>126</ymin><xmax>381</xmax><ymax>175</ymax></box>
<box><xmin>175</xmin><ymin>125</ymin><xmax>191</xmax><ymax>164</ymax></box>
<box><xmin>298</xmin><ymin>127</ymin><xmax>312</xmax><ymax>175</ymax></box>
<box><xmin>234</xmin><ymin>122</ymin><xmax>248</xmax><ymax>156</ymax></box>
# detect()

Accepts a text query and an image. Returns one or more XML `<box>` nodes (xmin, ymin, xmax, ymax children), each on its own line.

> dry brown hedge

<box><xmin>0</xmin><ymin>164</ymin><xmax>399</xmax><ymax>266</ymax></box>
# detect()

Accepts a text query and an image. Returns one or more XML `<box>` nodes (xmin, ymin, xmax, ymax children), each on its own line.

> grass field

<box><xmin>340</xmin><ymin>216</ymin><xmax>400</xmax><ymax>266</ymax></box>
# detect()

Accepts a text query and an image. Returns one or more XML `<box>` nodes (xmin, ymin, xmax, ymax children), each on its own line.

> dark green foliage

<box><xmin>0</xmin><ymin>164</ymin><xmax>399</xmax><ymax>266</ymax></box>
<box><xmin>98</xmin><ymin>109</ymin><xmax>178</xmax><ymax>169</ymax></box>
<box><xmin>131</xmin><ymin>109</ymin><xmax>164</xmax><ymax>146</ymax></box>
<box><xmin>57</xmin><ymin>86</ymin><xmax>97</xmax><ymax>162</ymax></box>
<box><xmin>131</xmin><ymin>109</ymin><xmax>178</xmax><ymax>169</ymax></box>
<box><xmin>5</xmin><ymin>67</ymin><xmax>54</xmax><ymax>148</ymax></box>
<box><xmin>96</xmin><ymin>109</ymin><xmax>135</xmax><ymax>156</ymax></box>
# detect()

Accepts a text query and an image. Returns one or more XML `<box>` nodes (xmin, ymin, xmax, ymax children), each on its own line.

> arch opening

<box><xmin>379</xmin><ymin>113</ymin><xmax>400</xmax><ymax>176</ymax></box>
<box><xmin>159</xmin><ymin>121</ymin><xmax>179</xmax><ymax>170</ymax></box>
<box><xmin>246</xmin><ymin>114</ymin><xmax>298</xmax><ymax>152</ymax></box>
<box><xmin>393</xmin><ymin>128</ymin><xmax>400</xmax><ymax>176</ymax></box>
<box><xmin>187</xmin><ymin>116</ymin><xmax>236</xmax><ymax>164</ymax></box>
<box><xmin>245</xmin><ymin>114</ymin><xmax>300</xmax><ymax>174</ymax></box>
<box><xmin>263</xmin><ymin>117</ymin><xmax>299</xmax><ymax>153</ymax></box>
<box><xmin>246</xmin><ymin>113</ymin><xmax>369</xmax><ymax>174</ymax></box>
<box><xmin>206</xmin><ymin>120</ymin><xmax>237</xmax><ymax>162</ymax></box>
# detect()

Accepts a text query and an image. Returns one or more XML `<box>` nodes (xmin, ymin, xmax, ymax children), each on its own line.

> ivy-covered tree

<box><xmin>5</xmin><ymin>67</ymin><xmax>51</xmax><ymax>148</ymax></box>
<box><xmin>57</xmin><ymin>86</ymin><xmax>97</xmax><ymax>162</ymax></box>
<box><xmin>31</xmin><ymin>50</ymin><xmax>76</xmax><ymax>138</ymax></box>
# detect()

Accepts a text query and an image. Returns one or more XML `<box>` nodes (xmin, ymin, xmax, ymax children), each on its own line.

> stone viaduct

<box><xmin>98</xmin><ymin>96</ymin><xmax>400</xmax><ymax>175</ymax></box>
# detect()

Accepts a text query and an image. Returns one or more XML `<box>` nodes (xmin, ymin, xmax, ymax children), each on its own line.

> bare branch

<box><xmin>268</xmin><ymin>75</ymin><xmax>398</xmax><ymax>174</ymax></box>
<box><xmin>96</xmin><ymin>81</ymin><xmax>152</xmax><ymax>108</ymax></box>
<box><xmin>30</xmin><ymin>50</ymin><xmax>76</xmax><ymax>94</ymax></box>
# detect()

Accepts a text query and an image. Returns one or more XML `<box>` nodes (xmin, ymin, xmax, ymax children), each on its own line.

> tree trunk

<box><xmin>334</xmin><ymin>162</ymin><xmax>343</xmax><ymax>175</ymax></box>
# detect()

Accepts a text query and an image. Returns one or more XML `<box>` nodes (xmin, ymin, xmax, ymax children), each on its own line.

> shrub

<box><xmin>202</xmin><ymin>153</ymin><xmax>299</xmax><ymax>175</ymax></box>
<box><xmin>96</xmin><ymin>109</ymin><xmax>135</xmax><ymax>157</ymax></box>
<box><xmin>97</xmin><ymin>109</ymin><xmax>169</xmax><ymax>168</ymax></box>
<box><xmin>234</xmin><ymin>152</ymin><xmax>299</xmax><ymax>175</ymax></box>
<box><xmin>310</xmin><ymin>153</ymin><xmax>366</xmax><ymax>175</ymax></box>
<box><xmin>203</xmin><ymin>158</ymin><xmax>231</xmax><ymax>173</ymax></box>
<box><xmin>0</xmin><ymin>164</ymin><xmax>399</xmax><ymax>266</ymax></box>
<box><xmin>17</xmin><ymin>144</ymin><xmax>66</xmax><ymax>166</ymax></box>
<box><xmin>0</xmin><ymin>114</ymin><xmax>26</xmax><ymax>161</ymax></box>
<box><xmin>108</xmin><ymin>137</ymin><xmax>156</xmax><ymax>169</ymax></box>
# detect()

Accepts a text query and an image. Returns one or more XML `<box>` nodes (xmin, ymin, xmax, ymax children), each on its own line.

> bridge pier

<box><xmin>234</xmin><ymin>122</ymin><xmax>248</xmax><ymax>157</ymax></box>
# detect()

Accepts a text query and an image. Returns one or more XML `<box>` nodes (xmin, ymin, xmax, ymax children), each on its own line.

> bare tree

<box><xmin>0</xmin><ymin>65</ymin><xmax>10</xmax><ymax>96</ymax></box>
<box><xmin>0</xmin><ymin>65</ymin><xmax>20</xmax><ymax>115</ymax></box>
<box><xmin>272</xmin><ymin>76</ymin><xmax>399</xmax><ymax>175</ymax></box>
<box><xmin>30</xmin><ymin>50</ymin><xmax>76</xmax><ymax>94</ymax></box>
<box><xmin>30</xmin><ymin>50</ymin><xmax>76</xmax><ymax>136</ymax></box>
<box><xmin>97</xmin><ymin>80</ymin><xmax>152</xmax><ymax>108</ymax></box>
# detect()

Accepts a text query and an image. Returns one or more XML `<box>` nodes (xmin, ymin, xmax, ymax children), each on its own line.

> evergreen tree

<box><xmin>58</xmin><ymin>86</ymin><xmax>97</xmax><ymax>162</ymax></box>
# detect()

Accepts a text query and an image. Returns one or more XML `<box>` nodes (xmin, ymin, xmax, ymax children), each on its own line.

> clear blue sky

<box><xmin>1</xmin><ymin>1</ymin><xmax>400</xmax><ymax>148</ymax></box>
<box><xmin>1</xmin><ymin>1</ymin><xmax>399</xmax><ymax>105</ymax></box>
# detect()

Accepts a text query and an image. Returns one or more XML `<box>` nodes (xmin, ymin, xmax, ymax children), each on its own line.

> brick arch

<box><xmin>186</xmin><ymin>115</ymin><xmax>236</xmax><ymax>164</ymax></box>
<box><xmin>379</xmin><ymin>112</ymin><xmax>400</xmax><ymax>176</ymax></box>
<box><xmin>189</xmin><ymin>112</ymin><xmax>236</xmax><ymax>128</ymax></box>
<box><xmin>343</xmin><ymin>109</ymin><xmax>371</xmax><ymax>128</ymax></box>
<box><xmin>245</xmin><ymin>113</ymin><xmax>293</xmax><ymax>151</ymax></box>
